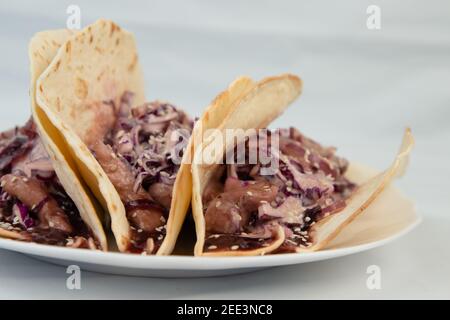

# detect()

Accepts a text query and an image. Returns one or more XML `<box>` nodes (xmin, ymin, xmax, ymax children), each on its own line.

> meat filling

<box><xmin>203</xmin><ymin>128</ymin><xmax>356</xmax><ymax>253</ymax></box>
<box><xmin>90</xmin><ymin>92</ymin><xmax>193</xmax><ymax>253</ymax></box>
<box><xmin>0</xmin><ymin>119</ymin><xmax>99</xmax><ymax>249</ymax></box>
<box><xmin>90</xmin><ymin>141</ymin><xmax>165</xmax><ymax>233</ymax></box>
<box><xmin>1</xmin><ymin>174</ymin><xmax>72</xmax><ymax>233</ymax></box>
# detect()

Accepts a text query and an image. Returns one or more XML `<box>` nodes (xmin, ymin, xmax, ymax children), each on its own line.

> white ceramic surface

<box><xmin>0</xmin><ymin>175</ymin><xmax>420</xmax><ymax>278</ymax></box>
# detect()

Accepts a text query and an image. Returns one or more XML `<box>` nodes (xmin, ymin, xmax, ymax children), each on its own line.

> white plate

<box><xmin>0</xmin><ymin>164</ymin><xmax>420</xmax><ymax>278</ymax></box>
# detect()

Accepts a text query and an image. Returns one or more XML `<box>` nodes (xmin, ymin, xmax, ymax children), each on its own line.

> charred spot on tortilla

<box><xmin>75</xmin><ymin>78</ymin><xmax>88</xmax><ymax>99</ymax></box>
<box><xmin>0</xmin><ymin>119</ymin><xmax>101</xmax><ymax>249</ymax></box>
<box><xmin>128</xmin><ymin>54</ymin><xmax>138</xmax><ymax>72</ymax></box>
<box><xmin>94</xmin><ymin>46</ymin><xmax>104</xmax><ymax>54</ymax></box>
<box><xmin>65</xmin><ymin>41</ymin><xmax>71</xmax><ymax>54</ymax></box>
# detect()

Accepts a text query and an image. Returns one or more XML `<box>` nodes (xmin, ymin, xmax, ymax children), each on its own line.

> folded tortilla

<box><xmin>34</xmin><ymin>19</ymin><xmax>196</xmax><ymax>255</ymax></box>
<box><xmin>191</xmin><ymin>75</ymin><xmax>413</xmax><ymax>256</ymax></box>
<box><xmin>0</xmin><ymin>30</ymin><xmax>107</xmax><ymax>250</ymax></box>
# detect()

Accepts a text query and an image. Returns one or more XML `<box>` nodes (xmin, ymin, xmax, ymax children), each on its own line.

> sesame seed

<box><xmin>246</xmin><ymin>191</ymin><xmax>253</xmax><ymax>196</ymax></box>
<box><xmin>305</xmin><ymin>217</ymin><xmax>311</xmax><ymax>222</ymax></box>
<box><xmin>49</xmin><ymin>221</ymin><xmax>55</xmax><ymax>227</ymax></box>
<box><xmin>230</xmin><ymin>245</ymin><xmax>239</xmax><ymax>250</ymax></box>
<box><xmin>215</xmin><ymin>201</ymin><xmax>221</xmax><ymax>208</ymax></box>
<box><xmin>157</xmin><ymin>235</ymin><xmax>163</xmax><ymax>240</ymax></box>
<box><xmin>208</xmin><ymin>245</ymin><xmax>217</xmax><ymax>250</ymax></box>
<box><xmin>11</xmin><ymin>177</ymin><xmax>17</xmax><ymax>183</ymax></box>
<box><xmin>137</xmin><ymin>229</ymin><xmax>143</xmax><ymax>233</ymax></box>
<box><xmin>160</xmin><ymin>216</ymin><xmax>166</xmax><ymax>223</ymax></box>
<box><xmin>294</xmin><ymin>227</ymin><xmax>301</xmax><ymax>233</ymax></box>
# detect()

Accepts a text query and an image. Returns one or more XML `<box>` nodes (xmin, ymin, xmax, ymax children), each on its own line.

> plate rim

<box><xmin>0</xmin><ymin>211</ymin><xmax>421</xmax><ymax>271</ymax></box>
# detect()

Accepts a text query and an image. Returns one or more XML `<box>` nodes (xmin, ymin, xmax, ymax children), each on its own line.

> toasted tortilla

<box><xmin>29</xmin><ymin>30</ymin><xmax>108</xmax><ymax>250</ymax></box>
<box><xmin>191</xmin><ymin>75</ymin><xmax>413</xmax><ymax>256</ymax></box>
<box><xmin>0</xmin><ymin>29</ymin><xmax>108</xmax><ymax>250</ymax></box>
<box><xmin>34</xmin><ymin>20</ymin><xmax>191</xmax><ymax>254</ymax></box>
<box><xmin>192</xmin><ymin>74</ymin><xmax>303</xmax><ymax>256</ymax></box>
<box><xmin>297</xmin><ymin>128</ymin><xmax>414</xmax><ymax>252</ymax></box>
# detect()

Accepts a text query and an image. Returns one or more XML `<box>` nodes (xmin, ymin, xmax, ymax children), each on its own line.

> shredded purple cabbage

<box><xmin>109</xmin><ymin>92</ymin><xmax>193</xmax><ymax>193</ymax></box>
<box><xmin>13</xmin><ymin>202</ymin><xmax>35</xmax><ymax>229</ymax></box>
<box><xmin>0</xmin><ymin>120</ymin><xmax>36</xmax><ymax>173</ymax></box>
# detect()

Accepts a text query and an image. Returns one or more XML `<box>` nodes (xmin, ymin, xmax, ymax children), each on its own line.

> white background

<box><xmin>0</xmin><ymin>0</ymin><xmax>449</xmax><ymax>299</ymax></box>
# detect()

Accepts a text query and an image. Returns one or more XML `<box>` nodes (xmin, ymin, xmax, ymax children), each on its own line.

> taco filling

<box><xmin>202</xmin><ymin>127</ymin><xmax>356</xmax><ymax>254</ymax></box>
<box><xmin>0</xmin><ymin>119</ymin><xmax>100</xmax><ymax>249</ymax></box>
<box><xmin>89</xmin><ymin>92</ymin><xmax>193</xmax><ymax>254</ymax></box>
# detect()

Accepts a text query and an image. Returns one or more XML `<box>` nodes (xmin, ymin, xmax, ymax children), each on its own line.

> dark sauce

<box><xmin>128</xmin><ymin>227</ymin><xmax>166</xmax><ymax>254</ymax></box>
<box><xmin>204</xmin><ymin>233</ymin><xmax>274</xmax><ymax>253</ymax></box>
<box><xmin>0</xmin><ymin>182</ymin><xmax>98</xmax><ymax>248</ymax></box>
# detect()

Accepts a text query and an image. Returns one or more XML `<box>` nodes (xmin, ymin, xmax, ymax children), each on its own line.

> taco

<box><xmin>35</xmin><ymin>20</ymin><xmax>198</xmax><ymax>255</ymax></box>
<box><xmin>0</xmin><ymin>30</ymin><xmax>107</xmax><ymax>250</ymax></box>
<box><xmin>191</xmin><ymin>75</ymin><xmax>414</xmax><ymax>256</ymax></box>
